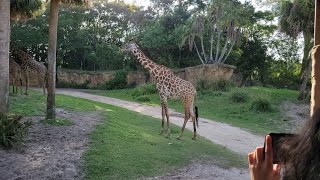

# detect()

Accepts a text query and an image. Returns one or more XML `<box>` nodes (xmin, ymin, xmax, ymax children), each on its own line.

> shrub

<box><xmin>132</xmin><ymin>83</ymin><xmax>157</xmax><ymax>97</ymax></box>
<box><xmin>0</xmin><ymin>114</ymin><xmax>32</xmax><ymax>148</ymax></box>
<box><xmin>197</xmin><ymin>79</ymin><xmax>235</xmax><ymax>92</ymax></box>
<box><xmin>103</xmin><ymin>70</ymin><xmax>128</xmax><ymax>90</ymax></box>
<box><xmin>56</xmin><ymin>80</ymin><xmax>89</xmax><ymax>89</ymax></box>
<box><xmin>135</xmin><ymin>95</ymin><xmax>151</xmax><ymax>102</ymax></box>
<box><xmin>250</xmin><ymin>98</ymin><xmax>272</xmax><ymax>112</ymax></box>
<box><xmin>230</xmin><ymin>91</ymin><xmax>249</xmax><ymax>103</ymax></box>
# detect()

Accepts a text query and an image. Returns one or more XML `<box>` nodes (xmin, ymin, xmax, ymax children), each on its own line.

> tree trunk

<box><xmin>298</xmin><ymin>59</ymin><xmax>311</xmax><ymax>100</ymax></box>
<box><xmin>215</xmin><ymin>27</ymin><xmax>222</xmax><ymax>63</ymax></box>
<box><xmin>193</xmin><ymin>42</ymin><xmax>205</xmax><ymax>64</ymax></box>
<box><xmin>300</xmin><ymin>33</ymin><xmax>313</xmax><ymax>78</ymax></box>
<box><xmin>311</xmin><ymin>0</ymin><xmax>320</xmax><ymax>117</ymax></box>
<box><xmin>218</xmin><ymin>36</ymin><xmax>229</xmax><ymax>63</ymax></box>
<box><xmin>0</xmin><ymin>0</ymin><xmax>10</xmax><ymax>116</ymax></box>
<box><xmin>46</xmin><ymin>0</ymin><xmax>59</xmax><ymax>119</ymax></box>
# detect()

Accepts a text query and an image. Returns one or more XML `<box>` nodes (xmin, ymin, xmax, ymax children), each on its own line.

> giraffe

<box><xmin>122</xmin><ymin>40</ymin><xmax>199</xmax><ymax>139</ymax></box>
<box><xmin>10</xmin><ymin>44</ymin><xmax>47</xmax><ymax>95</ymax></box>
<box><xmin>9</xmin><ymin>56</ymin><xmax>22</xmax><ymax>95</ymax></box>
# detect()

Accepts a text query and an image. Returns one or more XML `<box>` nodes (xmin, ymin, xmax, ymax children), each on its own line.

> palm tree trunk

<box><xmin>218</xmin><ymin>37</ymin><xmax>229</xmax><ymax>63</ymax></box>
<box><xmin>222</xmin><ymin>40</ymin><xmax>235</xmax><ymax>63</ymax></box>
<box><xmin>298</xmin><ymin>59</ymin><xmax>311</xmax><ymax>100</ymax></box>
<box><xmin>209</xmin><ymin>28</ymin><xmax>214</xmax><ymax>63</ymax></box>
<box><xmin>200</xmin><ymin>37</ymin><xmax>207</xmax><ymax>63</ymax></box>
<box><xmin>46</xmin><ymin>0</ymin><xmax>59</xmax><ymax>119</ymax></box>
<box><xmin>300</xmin><ymin>33</ymin><xmax>313</xmax><ymax>78</ymax></box>
<box><xmin>194</xmin><ymin>42</ymin><xmax>205</xmax><ymax>64</ymax></box>
<box><xmin>0</xmin><ymin>0</ymin><xmax>10</xmax><ymax>116</ymax></box>
<box><xmin>215</xmin><ymin>27</ymin><xmax>222</xmax><ymax>63</ymax></box>
<box><xmin>311</xmin><ymin>0</ymin><xmax>320</xmax><ymax>117</ymax></box>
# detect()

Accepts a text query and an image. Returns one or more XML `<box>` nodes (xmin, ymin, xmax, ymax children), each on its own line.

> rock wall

<box><xmin>179</xmin><ymin>64</ymin><xmax>236</xmax><ymax>86</ymax></box>
<box><xmin>19</xmin><ymin>64</ymin><xmax>237</xmax><ymax>88</ymax></box>
<box><xmin>57</xmin><ymin>69</ymin><xmax>147</xmax><ymax>87</ymax></box>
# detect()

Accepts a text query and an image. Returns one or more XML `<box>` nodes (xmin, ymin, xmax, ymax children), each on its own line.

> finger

<box><xmin>273</xmin><ymin>164</ymin><xmax>281</xmax><ymax>179</ymax></box>
<box><xmin>248</xmin><ymin>152</ymin><xmax>255</xmax><ymax>166</ymax></box>
<box><xmin>265</xmin><ymin>135</ymin><xmax>273</xmax><ymax>163</ymax></box>
<box><xmin>273</xmin><ymin>164</ymin><xmax>281</xmax><ymax>173</ymax></box>
<box><xmin>255</xmin><ymin>146</ymin><xmax>264</xmax><ymax>163</ymax></box>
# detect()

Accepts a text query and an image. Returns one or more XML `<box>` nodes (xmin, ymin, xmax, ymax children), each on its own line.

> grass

<box><xmin>9</xmin><ymin>90</ymin><xmax>246</xmax><ymax>180</ymax></box>
<box><xmin>85</xmin><ymin>86</ymin><xmax>301</xmax><ymax>134</ymax></box>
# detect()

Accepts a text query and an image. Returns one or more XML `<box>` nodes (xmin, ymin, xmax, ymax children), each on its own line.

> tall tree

<box><xmin>46</xmin><ymin>0</ymin><xmax>89</xmax><ymax>119</ymax></box>
<box><xmin>0</xmin><ymin>0</ymin><xmax>10</xmax><ymax>116</ymax></box>
<box><xmin>0</xmin><ymin>0</ymin><xmax>44</xmax><ymax>116</ymax></box>
<box><xmin>278</xmin><ymin>0</ymin><xmax>314</xmax><ymax>77</ymax></box>
<box><xmin>181</xmin><ymin>0</ymin><xmax>255</xmax><ymax>64</ymax></box>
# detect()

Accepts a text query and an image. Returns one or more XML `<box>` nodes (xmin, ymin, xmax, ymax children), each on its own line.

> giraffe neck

<box><xmin>132</xmin><ymin>48</ymin><xmax>158</xmax><ymax>76</ymax></box>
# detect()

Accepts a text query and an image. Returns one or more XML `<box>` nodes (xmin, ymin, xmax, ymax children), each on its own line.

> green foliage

<box><xmin>0</xmin><ymin>114</ymin><xmax>32</xmax><ymax>148</ymax></box>
<box><xmin>230</xmin><ymin>90</ymin><xmax>249</xmax><ymax>103</ymax></box>
<box><xmin>250</xmin><ymin>98</ymin><xmax>272</xmax><ymax>112</ymax></box>
<box><xmin>197</xmin><ymin>79</ymin><xmax>235</xmax><ymax>92</ymax></box>
<box><xmin>101</xmin><ymin>70</ymin><xmax>128</xmax><ymax>90</ymax></box>
<box><xmin>132</xmin><ymin>83</ymin><xmax>157</xmax><ymax>97</ymax></box>
<box><xmin>56</xmin><ymin>80</ymin><xmax>90</xmax><ymax>89</ymax></box>
<box><xmin>40</xmin><ymin>118</ymin><xmax>73</xmax><ymax>126</ymax></box>
<box><xmin>232</xmin><ymin>32</ymin><xmax>271</xmax><ymax>85</ymax></box>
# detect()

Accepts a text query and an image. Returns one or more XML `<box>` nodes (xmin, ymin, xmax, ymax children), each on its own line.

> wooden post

<box><xmin>311</xmin><ymin>0</ymin><xmax>320</xmax><ymax>117</ymax></box>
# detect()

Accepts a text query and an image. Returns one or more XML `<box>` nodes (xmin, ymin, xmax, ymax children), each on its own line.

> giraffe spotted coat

<box><xmin>123</xmin><ymin>40</ymin><xmax>198</xmax><ymax>139</ymax></box>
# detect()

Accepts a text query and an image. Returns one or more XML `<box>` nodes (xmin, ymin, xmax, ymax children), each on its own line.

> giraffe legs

<box><xmin>159</xmin><ymin>96</ymin><xmax>170</xmax><ymax>138</ymax></box>
<box><xmin>23</xmin><ymin>70</ymin><xmax>29</xmax><ymax>95</ymax></box>
<box><xmin>159</xmin><ymin>106</ymin><xmax>165</xmax><ymax>135</ymax></box>
<box><xmin>177</xmin><ymin>97</ymin><xmax>197</xmax><ymax>140</ymax></box>
<box><xmin>177</xmin><ymin>102</ymin><xmax>191</xmax><ymax>140</ymax></box>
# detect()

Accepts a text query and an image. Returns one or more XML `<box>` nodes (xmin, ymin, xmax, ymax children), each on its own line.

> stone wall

<box><xmin>20</xmin><ymin>64</ymin><xmax>237</xmax><ymax>88</ymax></box>
<box><xmin>178</xmin><ymin>64</ymin><xmax>236</xmax><ymax>86</ymax></box>
<box><xmin>57</xmin><ymin>69</ymin><xmax>147</xmax><ymax>87</ymax></box>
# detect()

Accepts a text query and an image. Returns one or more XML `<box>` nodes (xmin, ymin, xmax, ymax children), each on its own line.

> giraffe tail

<box><xmin>195</xmin><ymin>106</ymin><xmax>199</xmax><ymax>128</ymax></box>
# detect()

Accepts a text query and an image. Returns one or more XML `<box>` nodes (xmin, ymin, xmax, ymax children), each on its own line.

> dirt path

<box><xmin>55</xmin><ymin>88</ymin><xmax>263</xmax><ymax>156</ymax></box>
<box><xmin>0</xmin><ymin>108</ymin><xmax>101</xmax><ymax>180</ymax></box>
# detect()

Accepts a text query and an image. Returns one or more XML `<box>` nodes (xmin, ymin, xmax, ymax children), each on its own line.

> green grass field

<box><xmin>85</xmin><ymin>85</ymin><xmax>301</xmax><ymax>134</ymax></box>
<box><xmin>9</xmin><ymin>91</ymin><xmax>245</xmax><ymax>180</ymax></box>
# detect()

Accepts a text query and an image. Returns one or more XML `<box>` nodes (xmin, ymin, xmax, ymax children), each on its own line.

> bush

<box><xmin>132</xmin><ymin>83</ymin><xmax>157</xmax><ymax>97</ymax></box>
<box><xmin>250</xmin><ymin>98</ymin><xmax>272</xmax><ymax>112</ymax></box>
<box><xmin>135</xmin><ymin>95</ymin><xmax>151</xmax><ymax>102</ymax></box>
<box><xmin>230</xmin><ymin>91</ymin><xmax>249</xmax><ymax>103</ymax></box>
<box><xmin>56</xmin><ymin>80</ymin><xmax>89</xmax><ymax>89</ymax></box>
<box><xmin>197</xmin><ymin>79</ymin><xmax>235</xmax><ymax>92</ymax></box>
<box><xmin>0</xmin><ymin>114</ymin><xmax>32</xmax><ymax>148</ymax></box>
<box><xmin>102</xmin><ymin>70</ymin><xmax>128</xmax><ymax>90</ymax></box>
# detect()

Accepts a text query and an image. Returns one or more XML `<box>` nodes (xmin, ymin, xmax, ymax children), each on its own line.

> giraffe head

<box><xmin>122</xmin><ymin>39</ymin><xmax>139</xmax><ymax>52</ymax></box>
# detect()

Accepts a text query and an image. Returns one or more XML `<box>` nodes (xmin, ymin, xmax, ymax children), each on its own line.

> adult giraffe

<box><xmin>10</xmin><ymin>44</ymin><xmax>47</xmax><ymax>95</ymax></box>
<box><xmin>122</xmin><ymin>40</ymin><xmax>199</xmax><ymax>140</ymax></box>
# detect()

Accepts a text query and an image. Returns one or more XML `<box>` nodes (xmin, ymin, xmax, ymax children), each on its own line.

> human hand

<box><xmin>248</xmin><ymin>135</ymin><xmax>281</xmax><ymax>180</ymax></box>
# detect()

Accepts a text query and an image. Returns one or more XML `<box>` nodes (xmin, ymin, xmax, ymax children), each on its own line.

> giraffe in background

<box><xmin>9</xmin><ymin>56</ymin><xmax>22</xmax><ymax>94</ymax></box>
<box><xmin>122</xmin><ymin>40</ymin><xmax>199</xmax><ymax>139</ymax></box>
<box><xmin>10</xmin><ymin>44</ymin><xmax>47</xmax><ymax>95</ymax></box>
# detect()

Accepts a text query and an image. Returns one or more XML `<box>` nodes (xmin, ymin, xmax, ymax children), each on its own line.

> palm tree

<box><xmin>46</xmin><ymin>0</ymin><xmax>90</xmax><ymax>119</ymax></box>
<box><xmin>0</xmin><ymin>0</ymin><xmax>10</xmax><ymax>116</ymax></box>
<box><xmin>0</xmin><ymin>0</ymin><xmax>44</xmax><ymax>116</ymax></box>
<box><xmin>279</xmin><ymin>0</ymin><xmax>314</xmax><ymax>77</ymax></box>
